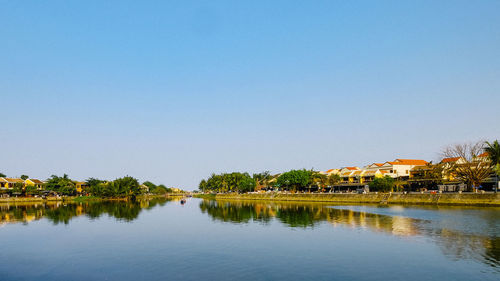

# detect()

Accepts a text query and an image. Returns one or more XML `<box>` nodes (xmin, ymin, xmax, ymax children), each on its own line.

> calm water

<box><xmin>0</xmin><ymin>198</ymin><xmax>499</xmax><ymax>281</ymax></box>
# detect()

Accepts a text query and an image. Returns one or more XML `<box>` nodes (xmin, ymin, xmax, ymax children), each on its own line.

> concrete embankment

<box><xmin>196</xmin><ymin>193</ymin><xmax>500</xmax><ymax>206</ymax></box>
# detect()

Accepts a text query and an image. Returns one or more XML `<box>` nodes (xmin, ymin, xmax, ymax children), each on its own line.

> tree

<box><xmin>369</xmin><ymin>176</ymin><xmax>395</xmax><ymax>192</ymax></box>
<box><xmin>199</xmin><ymin>172</ymin><xmax>256</xmax><ymax>193</ymax></box>
<box><xmin>0</xmin><ymin>172</ymin><xmax>5</xmax><ymax>178</ymax></box>
<box><xmin>276</xmin><ymin>169</ymin><xmax>312</xmax><ymax>192</ymax></box>
<box><xmin>199</xmin><ymin>179</ymin><xmax>207</xmax><ymax>192</ymax></box>
<box><xmin>20</xmin><ymin>175</ymin><xmax>29</xmax><ymax>180</ymax></box>
<box><xmin>442</xmin><ymin>141</ymin><xmax>493</xmax><ymax>191</ymax></box>
<box><xmin>142</xmin><ymin>181</ymin><xmax>157</xmax><ymax>191</ymax></box>
<box><xmin>25</xmin><ymin>184</ymin><xmax>38</xmax><ymax>196</ymax></box>
<box><xmin>45</xmin><ymin>174</ymin><xmax>76</xmax><ymax>195</ymax></box>
<box><xmin>484</xmin><ymin>140</ymin><xmax>500</xmax><ymax>175</ymax></box>
<box><xmin>484</xmin><ymin>140</ymin><xmax>500</xmax><ymax>192</ymax></box>
<box><xmin>253</xmin><ymin>171</ymin><xmax>272</xmax><ymax>190</ymax></box>
<box><xmin>310</xmin><ymin>172</ymin><xmax>327</xmax><ymax>192</ymax></box>
<box><xmin>237</xmin><ymin>175</ymin><xmax>256</xmax><ymax>193</ymax></box>
<box><xmin>327</xmin><ymin>174</ymin><xmax>341</xmax><ymax>187</ymax></box>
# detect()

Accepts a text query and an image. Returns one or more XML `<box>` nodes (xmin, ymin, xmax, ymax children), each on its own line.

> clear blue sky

<box><xmin>1</xmin><ymin>0</ymin><xmax>499</xmax><ymax>189</ymax></box>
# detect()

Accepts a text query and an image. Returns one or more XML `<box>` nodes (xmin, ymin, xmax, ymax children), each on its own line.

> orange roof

<box><xmin>390</xmin><ymin>159</ymin><xmax>428</xmax><ymax>165</ymax></box>
<box><xmin>363</xmin><ymin>170</ymin><xmax>378</xmax><ymax>176</ymax></box>
<box><xmin>441</xmin><ymin>157</ymin><xmax>461</xmax><ymax>163</ymax></box>
<box><xmin>374</xmin><ymin>163</ymin><xmax>384</xmax><ymax>167</ymax></box>
<box><xmin>29</xmin><ymin>179</ymin><xmax>44</xmax><ymax>184</ymax></box>
<box><xmin>351</xmin><ymin>171</ymin><xmax>362</xmax><ymax>176</ymax></box>
<box><xmin>4</xmin><ymin>178</ymin><xmax>24</xmax><ymax>183</ymax></box>
<box><xmin>380</xmin><ymin>170</ymin><xmax>388</xmax><ymax>174</ymax></box>
<box><xmin>345</xmin><ymin>167</ymin><xmax>359</xmax><ymax>170</ymax></box>
<box><xmin>326</xmin><ymin>169</ymin><xmax>336</xmax><ymax>173</ymax></box>
<box><xmin>477</xmin><ymin>152</ymin><xmax>489</xmax><ymax>158</ymax></box>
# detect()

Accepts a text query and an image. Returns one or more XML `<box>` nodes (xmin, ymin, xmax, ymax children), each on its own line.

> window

<box><xmin>406</xmin><ymin>170</ymin><xmax>409</xmax><ymax>174</ymax></box>
<box><xmin>390</xmin><ymin>170</ymin><xmax>393</xmax><ymax>173</ymax></box>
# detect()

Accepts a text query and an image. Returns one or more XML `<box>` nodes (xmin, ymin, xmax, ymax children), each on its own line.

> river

<box><xmin>0</xmin><ymin>197</ymin><xmax>498</xmax><ymax>280</ymax></box>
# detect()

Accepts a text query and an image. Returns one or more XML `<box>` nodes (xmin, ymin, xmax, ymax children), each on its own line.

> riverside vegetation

<box><xmin>198</xmin><ymin>140</ymin><xmax>500</xmax><ymax>194</ymax></box>
<box><xmin>0</xmin><ymin>173</ymin><xmax>184</xmax><ymax>200</ymax></box>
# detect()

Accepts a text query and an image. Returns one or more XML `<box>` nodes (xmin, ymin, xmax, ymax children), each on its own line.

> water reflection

<box><xmin>0</xmin><ymin>197</ymin><xmax>175</xmax><ymax>225</ymax></box>
<box><xmin>200</xmin><ymin>199</ymin><xmax>500</xmax><ymax>270</ymax></box>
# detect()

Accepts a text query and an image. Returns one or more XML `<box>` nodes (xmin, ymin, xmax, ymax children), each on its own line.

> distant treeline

<box><xmin>0</xmin><ymin>173</ymin><xmax>181</xmax><ymax>198</ymax></box>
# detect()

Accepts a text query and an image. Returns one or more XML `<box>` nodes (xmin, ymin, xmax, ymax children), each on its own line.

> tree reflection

<box><xmin>0</xmin><ymin>197</ymin><xmax>174</xmax><ymax>225</ymax></box>
<box><xmin>200</xmin><ymin>199</ymin><xmax>500</xmax><ymax>269</ymax></box>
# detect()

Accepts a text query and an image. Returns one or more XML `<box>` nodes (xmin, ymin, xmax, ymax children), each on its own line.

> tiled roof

<box><xmin>390</xmin><ymin>159</ymin><xmax>428</xmax><ymax>165</ymax></box>
<box><xmin>345</xmin><ymin>167</ymin><xmax>359</xmax><ymax>170</ymax></box>
<box><xmin>441</xmin><ymin>157</ymin><xmax>461</xmax><ymax>163</ymax></box>
<box><xmin>351</xmin><ymin>171</ymin><xmax>362</xmax><ymax>176</ymax></box>
<box><xmin>477</xmin><ymin>152</ymin><xmax>489</xmax><ymax>158</ymax></box>
<box><xmin>29</xmin><ymin>179</ymin><xmax>44</xmax><ymax>184</ymax></box>
<box><xmin>4</xmin><ymin>178</ymin><xmax>24</xmax><ymax>183</ymax></box>
<box><xmin>363</xmin><ymin>170</ymin><xmax>378</xmax><ymax>176</ymax></box>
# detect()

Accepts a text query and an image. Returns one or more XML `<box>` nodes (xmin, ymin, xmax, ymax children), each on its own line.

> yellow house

<box><xmin>0</xmin><ymin>178</ymin><xmax>8</xmax><ymax>189</ymax></box>
<box><xmin>24</xmin><ymin>179</ymin><xmax>45</xmax><ymax>190</ymax></box>
<box><xmin>3</xmin><ymin>178</ymin><xmax>25</xmax><ymax>189</ymax></box>
<box><xmin>75</xmin><ymin>182</ymin><xmax>89</xmax><ymax>193</ymax></box>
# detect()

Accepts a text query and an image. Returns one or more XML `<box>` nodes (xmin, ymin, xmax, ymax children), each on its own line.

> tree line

<box><xmin>198</xmin><ymin>170</ymin><xmax>342</xmax><ymax>193</ymax></box>
<box><xmin>0</xmin><ymin>173</ymin><xmax>180</xmax><ymax>198</ymax></box>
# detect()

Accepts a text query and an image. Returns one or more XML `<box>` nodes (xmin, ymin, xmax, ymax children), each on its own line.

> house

<box><xmin>0</xmin><ymin>178</ymin><xmax>8</xmax><ymax>189</ymax></box>
<box><xmin>349</xmin><ymin>170</ymin><xmax>363</xmax><ymax>184</ymax></box>
<box><xmin>360</xmin><ymin>169</ymin><xmax>385</xmax><ymax>183</ymax></box>
<box><xmin>339</xmin><ymin>167</ymin><xmax>360</xmax><ymax>184</ymax></box>
<box><xmin>75</xmin><ymin>182</ymin><xmax>89</xmax><ymax>193</ymax></box>
<box><xmin>24</xmin><ymin>179</ymin><xmax>44</xmax><ymax>190</ymax></box>
<box><xmin>140</xmin><ymin>184</ymin><xmax>149</xmax><ymax>193</ymax></box>
<box><xmin>379</xmin><ymin>159</ymin><xmax>428</xmax><ymax>179</ymax></box>
<box><xmin>2</xmin><ymin>178</ymin><xmax>25</xmax><ymax>189</ymax></box>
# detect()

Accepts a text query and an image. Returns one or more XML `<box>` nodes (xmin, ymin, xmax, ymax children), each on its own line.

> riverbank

<box><xmin>0</xmin><ymin>194</ymin><xmax>186</xmax><ymax>204</ymax></box>
<box><xmin>195</xmin><ymin>192</ymin><xmax>500</xmax><ymax>206</ymax></box>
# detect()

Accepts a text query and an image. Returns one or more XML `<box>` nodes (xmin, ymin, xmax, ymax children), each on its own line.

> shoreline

<box><xmin>0</xmin><ymin>194</ymin><xmax>186</xmax><ymax>204</ymax></box>
<box><xmin>195</xmin><ymin>192</ymin><xmax>500</xmax><ymax>206</ymax></box>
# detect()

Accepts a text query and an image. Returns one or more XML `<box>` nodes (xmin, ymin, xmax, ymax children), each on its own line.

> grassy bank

<box><xmin>195</xmin><ymin>193</ymin><xmax>500</xmax><ymax>206</ymax></box>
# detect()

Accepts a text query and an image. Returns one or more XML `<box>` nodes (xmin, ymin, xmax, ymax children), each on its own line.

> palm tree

<box><xmin>484</xmin><ymin>140</ymin><xmax>500</xmax><ymax>192</ymax></box>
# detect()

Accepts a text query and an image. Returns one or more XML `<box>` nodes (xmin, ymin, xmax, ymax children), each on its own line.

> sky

<box><xmin>1</xmin><ymin>0</ymin><xmax>499</xmax><ymax>189</ymax></box>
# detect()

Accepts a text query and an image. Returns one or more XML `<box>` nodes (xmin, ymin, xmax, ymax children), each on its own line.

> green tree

<box><xmin>25</xmin><ymin>184</ymin><xmax>38</xmax><ymax>196</ymax></box>
<box><xmin>20</xmin><ymin>175</ymin><xmax>29</xmax><ymax>180</ymax></box>
<box><xmin>327</xmin><ymin>174</ymin><xmax>341</xmax><ymax>187</ymax></box>
<box><xmin>484</xmin><ymin>140</ymin><xmax>500</xmax><ymax>175</ymax></box>
<box><xmin>86</xmin><ymin>178</ymin><xmax>105</xmax><ymax>188</ymax></box>
<box><xmin>0</xmin><ymin>172</ymin><xmax>6</xmax><ymax>178</ymax></box>
<box><xmin>45</xmin><ymin>174</ymin><xmax>76</xmax><ymax>195</ymax></box>
<box><xmin>12</xmin><ymin>182</ymin><xmax>24</xmax><ymax>195</ymax></box>
<box><xmin>369</xmin><ymin>176</ymin><xmax>395</xmax><ymax>192</ymax></box>
<box><xmin>276</xmin><ymin>169</ymin><xmax>312</xmax><ymax>192</ymax></box>
<box><xmin>310</xmin><ymin>172</ymin><xmax>327</xmax><ymax>191</ymax></box>
<box><xmin>199</xmin><ymin>179</ymin><xmax>207</xmax><ymax>192</ymax></box>
<box><xmin>237</xmin><ymin>174</ymin><xmax>256</xmax><ymax>193</ymax></box>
